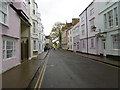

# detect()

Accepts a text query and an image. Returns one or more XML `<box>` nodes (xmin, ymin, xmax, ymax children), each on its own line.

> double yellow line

<box><xmin>34</xmin><ymin>54</ymin><xmax>49</xmax><ymax>89</ymax></box>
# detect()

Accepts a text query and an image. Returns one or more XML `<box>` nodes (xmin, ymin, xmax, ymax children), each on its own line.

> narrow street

<box><xmin>40</xmin><ymin>49</ymin><xmax>119</xmax><ymax>88</ymax></box>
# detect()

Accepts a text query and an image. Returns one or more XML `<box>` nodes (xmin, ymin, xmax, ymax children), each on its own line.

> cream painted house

<box><xmin>29</xmin><ymin>0</ymin><xmax>45</xmax><ymax>59</ymax></box>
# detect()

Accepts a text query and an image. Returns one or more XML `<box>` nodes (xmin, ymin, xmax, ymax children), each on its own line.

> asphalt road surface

<box><xmin>41</xmin><ymin>49</ymin><xmax>119</xmax><ymax>88</ymax></box>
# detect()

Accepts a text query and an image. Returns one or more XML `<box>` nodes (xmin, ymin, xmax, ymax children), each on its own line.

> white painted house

<box><xmin>37</xmin><ymin>13</ymin><xmax>45</xmax><ymax>54</ymax></box>
<box><xmin>97</xmin><ymin>0</ymin><xmax>120</xmax><ymax>57</ymax></box>
<box><xmin>79</xmin><ymin>8</ymin><xmax>88</xmax><ymax>53</ymax></box>
<box><xmin>67</xmin><ymin>27</ymin><xmax>73</xmax><ymax>51</ymax></box>
<box><xmin>87</xmin><ymin>1</ymin><xmax>100</xmax><ymax>55</ymax></box>
<box><xmin>72</xmin><ymin>22</ymin><xmax>80</xmax><ymax>52</ymax></box>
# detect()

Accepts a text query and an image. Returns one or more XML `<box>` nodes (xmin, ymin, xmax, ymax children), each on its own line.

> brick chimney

<box><xmin>72</xmin><ymin>18</ymin><xmax>80</xmax><ymax>26</ymax></box>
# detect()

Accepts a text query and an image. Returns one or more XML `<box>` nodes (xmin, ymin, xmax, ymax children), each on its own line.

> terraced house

<box><xmin>29</xmin><ymin>0</ymin><xmax>45</xmax><ymax>59</ymax></box>
<box><xmin>0</xmin><ymin>0</ymin><xmax>31</xmax><ymax>73</ymax></box>
<box><xmin>0</xmin><ymin>0</ymin><xmax>45</xmax><ymax>73</ymax></box>
<box><xmin>97</xmin><ymin>0</ymin><xmax>120</xmax><ymax>58</ymax></box>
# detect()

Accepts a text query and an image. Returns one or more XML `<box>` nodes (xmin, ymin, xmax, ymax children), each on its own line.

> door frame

<box><xmin>102</xmin><ymin>40</ymin><xmax>106</xmax><ymax>56</ymax></box>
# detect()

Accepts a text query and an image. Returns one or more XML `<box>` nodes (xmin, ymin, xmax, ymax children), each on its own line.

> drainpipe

<box><xmin>86</xmin><ymin>9</ymin><xmax>89</xmax><ymax>54</ymax></box>
<box><xmin>118</xmin><ymin>1</ymin><xmax>120</xmax><ymax>58</ymax></box>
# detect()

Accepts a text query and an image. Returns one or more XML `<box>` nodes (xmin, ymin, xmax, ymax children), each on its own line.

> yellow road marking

<box><xmin>34</xmin><ymin>65</ymin><xmax>45</xmax><ymax>89</ymax></box>
<box><xmin>34</xmin><ymin>54</ymin><xmax>49</xmax><ymax>89</ymax></box>
<box><xmin>38</xmin><ymin>54</ymin><xmax>49</xmax><ymax>89</ymax></box>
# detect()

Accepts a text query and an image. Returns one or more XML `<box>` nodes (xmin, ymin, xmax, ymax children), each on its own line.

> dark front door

<box><xmin>21</xmin><ymin>40</ymin><xmax>28</xmax><ymax>62</ymax></box>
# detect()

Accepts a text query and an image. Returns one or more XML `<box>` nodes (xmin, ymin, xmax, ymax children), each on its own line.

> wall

<box><xmin>0</xmin><ymin>24</ymin><xmax>2</xmax><ymax>74</ymax></box>
<box><xmin>13</xmin><ymin>1</ymin><xmax>29</xmax><ymax>16</ymax></box>
<box><xmin>2</xmin><ymin>5</ymin><xmax>21</xmax><ymax>72</ymax></box>
<box><xmin>86</xmin><ymin>1</ymin><xmax>100</xmax><ymax>55</ymax></box>
<box><xmin>79</xmin><ymin>10</ymin><xmax>88</xmax><ymax>53</ymax></box>
<box><xmin>98</xmin><ymin>1</ymin><xmax>120</xmax><ymax>56</ymax></box>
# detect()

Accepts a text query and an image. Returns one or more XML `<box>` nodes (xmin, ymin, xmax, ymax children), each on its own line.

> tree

<box><xmin>50</xmin><ymin>22</ymin><xmax>67</xmax><ymax>48</ymax></box>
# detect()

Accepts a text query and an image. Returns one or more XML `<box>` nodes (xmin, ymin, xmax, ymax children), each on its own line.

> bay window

<box><xmin>3</xmin><ymin>40</ymin><xmax>16</xmax><ymax>60</ymax></box>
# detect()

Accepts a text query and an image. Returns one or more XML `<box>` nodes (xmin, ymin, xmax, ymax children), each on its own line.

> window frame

<box><xmin>89</xmin><ymin>18</ymin><xmax>95</xmax><ymax>32</ymax></box>
<box><xmin>112</xmin><ymin>34</ymin><xmax>120</xmax><ymax>50</ymax></box>
<box><xmin>0</xmin><ymin>1</ymin><xmax>9</xmax><ymax>26</ymax></box>
<box><xmin>114</xmin><ymin>7</ymin><xmax>118</xmax><ymax>26</ymax></box>
<box><xmin>2</xmin><ymin>39</ymin><xmax>16</xmax><ymax>61</ymax></box>
<box><xmin>81</xmin><ymin>24</ymin><xmax>85</xmax><ymax>35</ymax></box>
<box><xmin>90</xmin><ymin>8</ymin><xmax>94</xmax><ymax>16</ymax></box>
<box><xmin>108</xmin><ymin>10</ymin><xmax>113</xmax><ymax>28</ymax></box>
<box><xmin>33</xmin><ymin>39</ymin><xmax>38</xmax><ymax>51</ymax></box>
<box><xmin>83</xmin><ymin>40</ymin><xmax>85</xmax><ymax>49</ymax></box>
<box><xmin>91</xmin><ymin>38</ymin><xmax>94</xmax><ymax>48</ymax></box>
<box><xmin>104</xmin><ymin>14</ymin><xmax>108</xmax><ymax>29</ymax></box>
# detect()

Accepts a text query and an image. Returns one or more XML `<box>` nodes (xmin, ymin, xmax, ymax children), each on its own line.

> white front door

<box><xmin>103</xmin><ymin>41</ymin><xmax>106</xmax><ymax>56</ymax></box>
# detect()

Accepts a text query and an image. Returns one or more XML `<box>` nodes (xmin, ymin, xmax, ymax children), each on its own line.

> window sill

<box><xmin>90</xmin><ymin>47</ymin><xmax>96</xmax><ymax>49</ymax></box>
<box><xmin>33</xmin><ymin>33</ymin><xmax>38</xmax><ymax>35</ymax></box>
<box><xmin>0</xmin><ymin>22</ymin><xmax>9</xmax><ymax>28</ymax></box>
<box><xmin>111</xmin><ymin>49</ymin><xmax>120</xmax><ymax>51</ymax></box>
<box><xmin>33</xmin><ymin>50</ymin><xmax>38</xmax><ymax>52</ymax></box>
<box><xmin>3</xmin><ymin>57</ymin><xmax>16</xmax><ymax>61</ymax></box>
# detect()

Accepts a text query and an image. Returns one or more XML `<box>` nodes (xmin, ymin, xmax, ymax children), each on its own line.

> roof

<box><xmin>79</xmin><ymin>1</ymin><xmax>93</xmax><ymax>16</ymax></box>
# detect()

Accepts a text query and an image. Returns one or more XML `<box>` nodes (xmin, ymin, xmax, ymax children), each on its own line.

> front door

<box><xmin>103</xmin><ymin>41</ymin><xmax>106</xmax><ymax>56</ymax></box>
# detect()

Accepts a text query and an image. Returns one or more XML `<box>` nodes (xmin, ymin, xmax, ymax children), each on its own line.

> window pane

<box><xmin>112</xmin><ymin>35</ymin><xmax>120</xmax><ymax>49</ymax></box>
<box><xmin>108</xmin><ymin>10</ymin><xmax>113</xmax><ymax>27</ymax></box>
<box><xmin>0</xmin><ymin>12</ymin><xmax>2</xmax><ymax>22</ymax></box>
<box><xmin>2</xmin><ymin>13</ymin><xmax>7</xmax><ymax>24</ymax></box>
<box><xmin>2</xmin><ymin>2</ymin><xmax>7</xmax><ymax>13</ymax></box>
<box><xmin>7</xmin><ymin>50</ymin><xmax>13</xmax><ymax>58</ymax></box>
<box><xmin>104</xmin><ymin>14</ymin><xmax>107</xmax><ymax>29</ymax></box>
<box><xmin>3</xmin><ymin>40</ymin><xmax>5</xmax><ymax>49</ymax></box>
<box><xmin>0</xmin><ymin>1</ymin><xmax>2</xmax><ymax>10</ymax></box>
<box><xmin>114</xmin><ymin>8</ymin><xmax>118</xmax><ymax>26</ymax></box>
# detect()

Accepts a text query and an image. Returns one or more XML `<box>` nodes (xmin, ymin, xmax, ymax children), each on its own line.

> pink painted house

<box><xmin>0</xmin><ymin>0</ymin><xmax>30</xmax><ymax>73</ymax></box>
<box><xmin>79</xmin><ymin>1</ymin><xmax>100</xmax><ymax>55</ymax></box>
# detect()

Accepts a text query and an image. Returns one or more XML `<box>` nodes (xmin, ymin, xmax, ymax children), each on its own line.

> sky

<box><xmin>35</xmin><ymin>0</ymin><xmax>93</xmax><ymax>35</ymax></box>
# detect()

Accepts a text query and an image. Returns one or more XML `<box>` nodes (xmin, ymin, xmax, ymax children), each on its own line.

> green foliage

<box><xmin>50</xmin><ymin>22</ymin><xmax>66</xmax><ymax>47</ymax></box>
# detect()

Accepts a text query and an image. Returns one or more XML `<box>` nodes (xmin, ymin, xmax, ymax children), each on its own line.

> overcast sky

<box><xmin>35</xmin><ymin>0</ymin><xmax>93</xmax><ymax>35</ymax></box>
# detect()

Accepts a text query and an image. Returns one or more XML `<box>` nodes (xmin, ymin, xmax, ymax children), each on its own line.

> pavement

<box><xmin>2</xmin><ymin>51</ymin><xmax>48</xmax><ymax>88</ymax></box>
<box><xmin>67</xmin><ymin>50</ymin><xmax>120</xmax><ymax>68</ymax></box>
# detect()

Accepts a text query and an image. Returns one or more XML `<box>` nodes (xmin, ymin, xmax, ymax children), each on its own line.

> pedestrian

<box><xmin>44</xmin><ymin>46</ymin><xmax>47</xmax><ymax>52</ymax></box>
<box><xmin>53</xmin><ymin>46</ymin><xmax>56</xmax><ymax>50</ymax></box>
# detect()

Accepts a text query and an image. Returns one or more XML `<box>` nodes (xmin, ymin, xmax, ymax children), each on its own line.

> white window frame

<box><xmin>2</xmin><ymin>38</ymin><xmax>16</xmax><ymax>61</ymax></box>
<box><xmin>33</xmin><ymin>39</ymin><xmax>38</xmax><ymax>51</ymax></box>
<box><xmin>114</xmin><ymin>7</ymin><xmax>118</xmax><ymax>26</ymax></box>
<box><xmin>0</xmin><ymin>1</ymin><xmax>9</xmax><ymax>26</ymax></box>
<box><xmin>104</xmin><ymin>14</ymin><xmax>108</xmax><ymax>29</ymax></box>
<box><xmin>91</xmin><ymin>38</ymin><xmax>94</xmax><ymax>48</ymax></box>
<box><xmin>81</xmin><ymin>24</ymin><xmax>85</xmax><ymax>35</ymax></box>
<box><xmin>83</xmin><ymin>40</ymin><xmax>85</xmax><ymax>49</ymax></box>
<box><xmin>112</xmin><ymin>34</ymin><xmax>120</xmax><ymax>50</ymax></box>
<box><xmin>89</xmin><ymin>18</ymin><xmax>95</xmax><ymax>32</ymax></box>
<box><xmin>81</xmin><ymin>17</ymin><xmax>84</xmax><ymax>22</ymax></box>
<box><xmin>90</xmin><ymin>8</ymin><xmax>94</xmax><ymax>16</ymax></box>
<box><xmin>108</xmin><ymin>10</ymin><xmax>113</xmax><ymax>28</ymax></box>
